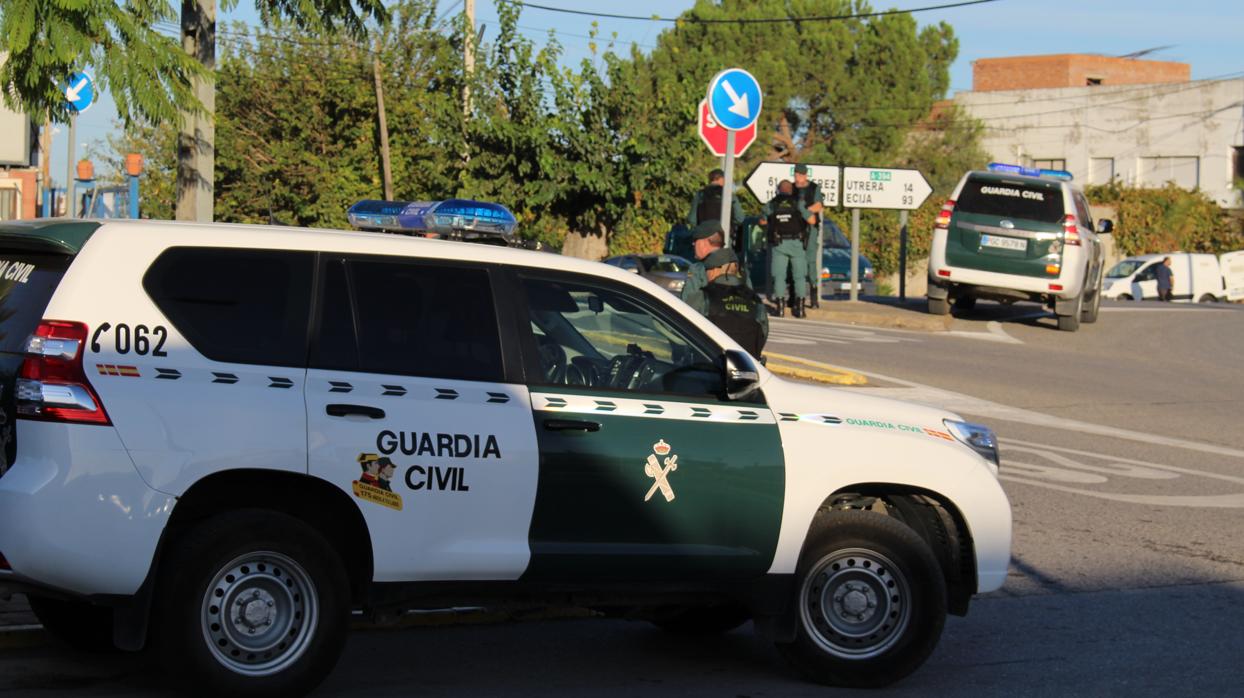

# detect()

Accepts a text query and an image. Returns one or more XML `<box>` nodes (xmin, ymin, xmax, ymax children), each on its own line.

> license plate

<box><xmin>980</xmin><ymin>234</ymin><xmax>1026</xmax><ymax>251</ymax></box>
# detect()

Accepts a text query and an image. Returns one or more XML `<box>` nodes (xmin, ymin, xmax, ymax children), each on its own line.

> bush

<box><xmin>1085</xmin><ymin>183</ymin><xmax>1244</xmax><ymax>256</ymax></box>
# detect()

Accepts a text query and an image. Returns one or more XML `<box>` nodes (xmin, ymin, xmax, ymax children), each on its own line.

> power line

<box><xmin>498</xmin><ymin>0</ymin><xmax>1003</xmax><ymax>23</ymax></box>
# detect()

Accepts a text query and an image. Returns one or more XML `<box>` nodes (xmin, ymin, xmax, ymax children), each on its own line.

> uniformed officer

<box><xmin>760</xmin><ymin>180</ymin><xmax>813</xmax><ymax>318</ymax></box>
<box><xmin>685</xmin><ymin>248</ymin><xmax>768</xmax><ymax>356</ymax></box>
<box><xmin>687</xmin><ymin>168</ymin><xmax>745</xmax><ymax>229</ymax></box>
<box><xmin>792</xmin><ymin>164</ymin><xmax>826</xmax><ymax>309</ymax></box>
<box><xmin>681</xmin><ymin>219</ymin><xmax>753</xmax><ymax>311</ymax></box>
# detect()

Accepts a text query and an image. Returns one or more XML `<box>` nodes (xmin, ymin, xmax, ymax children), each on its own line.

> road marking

<box><xmin>995</xmin><ymin>438</ymin><xmax>1244</xmax><ymax>508</ymax></box>
<box><xmin>1100</xmin><ymin>306</ymin><xmax>1233</xmax><ymax>313</ymax></box>
<box><xmin>763</xmin><ymin>352</ymin><xmax>868</xmax><ymax>385</ymax></box>
<box><xmin>835</xmin><ymin>368</ymin><xmax>1244</xmax><ymax>461</ymax></box>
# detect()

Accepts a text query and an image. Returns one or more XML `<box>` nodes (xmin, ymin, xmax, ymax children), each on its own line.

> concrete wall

<box><xmin>0</xmin><ymin>169</ymin><xmax>38</xmax><ymax>220</ymax></box>
<box><xmin>955</xmin><ymin>78</ymin><xmax>1244</xmax><ymax>208</ymax></box>
<box><xmin>973</xmin><ymin>55</ymin><xmax>1189</xmax><ymax>92</ymax></box>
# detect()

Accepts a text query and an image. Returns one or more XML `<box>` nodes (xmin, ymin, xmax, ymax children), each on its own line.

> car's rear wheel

<box><xmin>1057</xmin><ymin>289</ymin><xmax>1083</xmax><ymax>332</ymax></box>
<box><xmin>27</xmin><ymin>594</ymin><xmax>116</xmax><ymax>652</ymax></box>
<box><xmin>154</xmin><ymin>510</ymin><xmax>350</xmax><ymax>697</ymax></box>
<box><xmin>776</xmin><ymin>510</ymin><xmax>946</xmax><ymax>688</ymax></box>
<box><xmin>1081</xmin><ymin>274</ymin><xmax>1102</xmax><ymax>324</ymax></box>
<box><xmin>927</xmin><ymin>297</ymin><xmax>950</xmax><ymax>316</ymax></box>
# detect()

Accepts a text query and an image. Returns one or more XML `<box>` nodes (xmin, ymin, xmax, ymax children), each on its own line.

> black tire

<box><xmin>651</xmin><ymin>604</ymin><xmax>751</xmax><ymax>635</ymax></box>
<box><xmin>1119</xmin><ymin>293</ymin><xmax>1133</xmax><ymax>301</ymax></box>
<box><xmin>1081</xmin><ymin>274</ymin><xmax>1102</xmax><ymax>324</ymax></box>
<box><xmin>927</xmin><ymin>297</ymin><xmax>950</xmax><ymax>316</ymax></box>
<box><xmin>1198</xmin><ymin>294</ymin><xmax>1218</xmax><ymax>303</ymax></box>
<box><xmin>952</xmin><ymin>296</ymin><xmax>976</xmax><ymax>313</ymax></box>
<box><xmin>153</xmin><ymin>510</ymin><xmax>350</xmax><ymax>698</ymax></box>
<box><xmin>1057</xmin><ymin>290</ymin><xmax>1082</xmax><ymax>332</ymax></box>
<box><xmin>776</xmin><ymin>510</ymin><xmax>946</xmax><ymax>688</ymax></box>
<box><xmin>27</xmin><ymin>594</ymin><xmax>116</xmax><ymax>652</ymax></box>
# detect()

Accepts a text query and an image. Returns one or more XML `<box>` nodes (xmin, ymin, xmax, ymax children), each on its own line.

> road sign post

<box><xmin>899</xmin><ymin>210</ymin><xmax>910</xmax><ymax>301</ymax></box>
<box><xmin>62</xmin><ymin>71</ymin><xmax>95</xmax><ymax>217</ymax></box>
<box><xmin>841</xmin><ymin>167</ymin><xmax>932</xmax><ymax>302</ymax></box>
<box><xmin>706</xmin><ymin>69</ymin><xmax>762</xmax><ymax>248</ymax></box>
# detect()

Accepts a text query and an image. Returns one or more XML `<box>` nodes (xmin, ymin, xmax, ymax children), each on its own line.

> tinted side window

<box><xmin>956</xmin><ymin>178</ymin><xmax>1064</xmax><ymax>223</ymax></box>
<box><xmin>348</xmin><ymin>259</ymin><xmax>503</xmax><ymax>382</ymax></box>
<box><xmin>311</xmin><ymin>260</ymin><xmax>359</xmax><ymax>371</ymax></box>
<box><xmin>144</xmin><ymin>248</ymin><xmax>314</xmax><ymax>366</ymax></box>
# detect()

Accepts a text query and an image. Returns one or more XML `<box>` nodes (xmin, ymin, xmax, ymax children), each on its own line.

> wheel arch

<box><xmin>810</xmin><ymin>483</ymin><xmax>978</xmax><ymax>617</ymax></box>
<box><xmin>161</xmin><ymin>469</ymin><xmax>374</xmax><ymax>604</ymax></box>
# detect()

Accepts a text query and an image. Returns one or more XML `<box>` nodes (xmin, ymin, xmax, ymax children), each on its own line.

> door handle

<box><xmin>326</xmin><ymin>404</ymin><xmax>386</xmax><ymax>420</ymax></box>
<box><xmin>543</xmin><ymin>419</ymin><xmax>601</xmax><ymax>433</ymax></box>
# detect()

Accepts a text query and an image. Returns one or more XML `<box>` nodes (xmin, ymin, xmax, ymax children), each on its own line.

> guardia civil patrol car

<box><xmin>0</xmin><ymin>219</ymin><xmax>1011</xmax><ymax>696</ymax></box>
<box><xmin>928</xmin><ymin>163</ymin><xmax>1112</xmax><ymax>331</ymax></box>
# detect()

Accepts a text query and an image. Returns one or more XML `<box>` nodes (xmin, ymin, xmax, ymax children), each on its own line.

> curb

<box><xmin>801</xmin><ymin>305</ymin><xmax>952</xmax><ymax>331</ymax></box>
<box><xmin>763</xmin><ymin>352</ymin><xmax>868</xmax><ymax>386</ymax></box>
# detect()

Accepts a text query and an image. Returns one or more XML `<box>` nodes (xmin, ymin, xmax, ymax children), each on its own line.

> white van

<box><xmin>1101</xmin><ymin>253</ymin><xmax>1233</xmax><ymax>303</ymax></box>
<box><xmin>1220</xmin><ymin>250</ymin><xmax>1244</xmax><ymax>301</ymax></box>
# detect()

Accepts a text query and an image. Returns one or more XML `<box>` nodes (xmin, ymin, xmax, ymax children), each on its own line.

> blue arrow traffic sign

<box><xmin>706</xmin><ymin>68</ymin><xmax>762</xmax><ymax>132</ymax></box>
<box><xmin>63</xmin><ymin>72</ymin><xmax>95</xmax><ymax>114</ymax></box>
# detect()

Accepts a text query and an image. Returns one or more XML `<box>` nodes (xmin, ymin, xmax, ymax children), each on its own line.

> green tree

<box><xmin>90</xmin><ymin>120</ymin><xmax>179</xmax><ymax>220</ymax></box>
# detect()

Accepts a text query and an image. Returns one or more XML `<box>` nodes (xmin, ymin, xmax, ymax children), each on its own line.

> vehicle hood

<box><xmin>821</xmin><ymin>247</ymin><xmax>872</xmax><ymax>272</ymax></box>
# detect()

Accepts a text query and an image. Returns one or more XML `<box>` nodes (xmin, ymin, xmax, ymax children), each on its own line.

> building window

<box><xmin>1234</xmin><ymin>147</ymin><xmax>1244</xmax><ymax>183</ymax></box>
<box><xmin>1086</xmin><ymin>77</ymin><xmax>1103</xmax><ymax>86</ymax></box>
<box><xmin>1090</xmin><ymin>158</ymin><xmax>1115</xmax><ymax>186</ymax></box>
<box><xmin>1031</xmin><ymin>158</ymin><xmax>1066</xmax><ymax>171</ymax></box>
<box><xmin>1140</xmin><ymin>156</ymin><xmax>1200</xmax><ymax>190</ymax></box>
<box><xmin>0</xmin><ymin>187</ymin><xmax>17</xmax><ymax>220</ymax></box>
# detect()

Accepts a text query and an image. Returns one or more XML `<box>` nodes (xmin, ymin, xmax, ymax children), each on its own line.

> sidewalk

<box><xmin>798</xmin><ymin>296</ymin><xmax>951</xmax><ymax>332</ymax></box>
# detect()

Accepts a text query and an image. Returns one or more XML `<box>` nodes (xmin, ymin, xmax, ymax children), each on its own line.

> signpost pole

<box><xmin>899</xmin><ymin>210</ymin><xmax>909</xmax><ymax>302</ymax></box>
<box><xmin>65</xmin><ymin>114</ymin><xmax>76</xmax><ymax>217</ymax></box>
<box><xmin>850</xmin><ymin>208</ymin><xmax>861</xmax><ymax>302</ymax></box>
<box><xmin>721</xmin><ymin>130</ymin><xmax>737</xmax><ymax>249</ymax></box>
<box><xmin>814</xmin><ymin>219</ymin><xmax>823</xmax><ymax>304</ymax></box>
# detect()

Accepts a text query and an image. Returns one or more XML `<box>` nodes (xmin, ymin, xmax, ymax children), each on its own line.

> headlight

<box><xmin>944</xmin><ymin>419</ymin><xmax>1000</xmax><ymax>472</ymax></box>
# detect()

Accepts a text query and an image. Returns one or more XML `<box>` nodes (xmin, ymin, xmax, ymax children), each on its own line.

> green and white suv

<box><xmin>927</xmin><ymin>164</ymin><xmax>1111</xmax><ymax>331</ymax></box>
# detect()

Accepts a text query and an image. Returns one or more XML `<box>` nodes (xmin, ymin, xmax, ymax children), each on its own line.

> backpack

<box><xmin>704</xmin><ymin>281</ymin><xmax>764</xmax><ymax>356</ymax></box>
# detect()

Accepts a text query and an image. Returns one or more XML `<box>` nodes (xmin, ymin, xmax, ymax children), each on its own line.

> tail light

<box><xmin>1063</xmin><ymin>215</ymin><xmax>1082</xmax><ymax>246</ymax></box>
<box><xmin>16</xmin><ymin>321</ymin><xmax>111</xmax><ymax>425</ymax></box>
<box><xmin>935</xmin><ymin>200</ymin><xmax>955</xmax><ymax>230</ymax></box>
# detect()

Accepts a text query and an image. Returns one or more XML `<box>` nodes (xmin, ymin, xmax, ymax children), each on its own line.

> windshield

<box><xmin>641</xmin><ymin>256</ymin><xmax>689</xmax><ymax>274</ymax></box>
<box><xmin>956</xmin><ymin>177</ymin><xmax>1064</xmax><ymax>223</ymax></box>
<box><xmin>821</xmin><ymin>223</ymin><xmax>850</xmax><ymax>249</ymax></box>
<box><xmin>1107</xmin><ymin>260</ymin><xmax>1148</xmax><ymax>279</ymax></box>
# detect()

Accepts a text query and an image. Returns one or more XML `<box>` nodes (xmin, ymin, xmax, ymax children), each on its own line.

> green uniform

<box><xmin>795</xmin><ymin>183</ymin><xmax>825</xmax><ymax>299</ymax></box>
<box><xmin>762</xmin><ymin>195</ymin><xmax>811</xmax><ymax>300</ymax></box>
<box><xmin>688</xmin><ymin>185</ymin><xmax>745</xmax><ymax>227</ymax></box>
<box><xmin>681</xmin><ymin>257</ymin><xmax>753</xmax><ymax>311</ymax></box>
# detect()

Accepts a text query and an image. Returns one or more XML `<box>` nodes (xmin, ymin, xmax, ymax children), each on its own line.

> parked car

<box><xmin>603</xmin><ymin>253</ymin><xmax>692</xmax><ymax>294</ymax></box>
<box><xmin>0</xmin><ymin>218</ymin><xmax>1010</xmax><ymax>696</ymax></box>
<box><xmin>927</xmin><ymin>163</ymin><xmax>1110</xmax><ymax>331</ymax></box>
<box><xmin>1102</xmin><ymin>251</ymin><xmax>1244</xmax><ymax>303</ymax></box>
<box><xmin>819</xmin><ymin>220</ymin><xmax>875</xmax><ymax>296</ymax></box>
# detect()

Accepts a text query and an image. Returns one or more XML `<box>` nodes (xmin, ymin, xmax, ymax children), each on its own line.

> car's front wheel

<box><xmin>776</xmin><ymin>510</ymin><xmax>946</xmax><ymax>688</ymax></box>
<box><xmin>154</xmin><ymin>510</ymin><xmax>350</xmax><ymax>697</ymax></box>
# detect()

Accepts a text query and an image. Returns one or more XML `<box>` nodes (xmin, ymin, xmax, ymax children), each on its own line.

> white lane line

<box><xmin>838</xmin><ymin>368</ymin><xmax>1244</xmax><ymax>461</ymax></box>
<box><xmin>766</xmin><ymin>335</ymin><xmax>828</xmax><ymax>345</ymax></box>
<box><xmin>1100</xmin><ymin>306</ymin><xmax>1234</xmax><ymax>313</ymax></box>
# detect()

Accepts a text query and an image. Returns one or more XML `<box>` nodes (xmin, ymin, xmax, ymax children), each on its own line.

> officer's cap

<box><xmin>692</xmin><ymin>220</ymin><xmax>723</xmax><ymax>240</ymax></box>
<box><xmin>703</xmin><ymin>248</ymin><xmax>739</xmax><ymax>269</ymax></box>
<box><xmin>793</xmin><ymin>163</ymin><xmax>809</xmax><ymax>174</ymax></box>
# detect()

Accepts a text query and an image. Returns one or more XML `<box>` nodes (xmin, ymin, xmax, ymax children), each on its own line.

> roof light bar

<box><xmin>347</xmin><ymin>198</ymin><xmax>518</xmax><ymax>239</ymax></box>
<box><xmin>986</xmin><ymin>163</ymin><xmax>1074</xmax><ymax>181</ymax></box>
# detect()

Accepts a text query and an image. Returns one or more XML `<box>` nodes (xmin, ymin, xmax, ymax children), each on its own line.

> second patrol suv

<box><xmin>0</xmin><ymin>219</ymin><xmax>1010</xmax><ymax>696</ymax></box>
<box><xmin>927</xmin><ymin>164</ymin><xmax>1111</xmax><ymax>331</ymax></box>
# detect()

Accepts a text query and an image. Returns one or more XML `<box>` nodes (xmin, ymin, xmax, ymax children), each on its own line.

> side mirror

<box><xmin>723</xmin><ymin>349</ymin><xmax>761</xmax><ymax>401</ymax></box>
<box><xmin>1096</xmin><ymin>219</ymin><xmax>1114</xmax><ymax>234</ymax></box>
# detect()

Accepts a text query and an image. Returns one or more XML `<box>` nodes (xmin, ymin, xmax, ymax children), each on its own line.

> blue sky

<box><xmin>48</xmin><ymin>0</ymin><xmax>1244</xmax><ymax>186</ymax></box>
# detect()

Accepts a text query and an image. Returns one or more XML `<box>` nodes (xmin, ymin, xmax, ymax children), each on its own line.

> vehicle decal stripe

<box><xmin>530</xmin><ymin>391</ymin><xmax>777</xmax><ymax>424</ymax></box>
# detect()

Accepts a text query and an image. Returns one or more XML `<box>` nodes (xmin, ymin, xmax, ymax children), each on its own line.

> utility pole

<box><xmin>65</xmin><ymin>114</ymin><xmax>76</xmax><ymax>217</ymax></box>
<box><xmin>462</xmin><ymin>0</ymin><xmax>475</xmax><ymax>164</ymax></box>
<box><xmin>176</xmin><ymin>0</ymin><xmax>216</xmax><ymax>222</ymax></box>
<box><xmin>372</xmin><ymin>40</ymin><xmax>394</xmax><ymax>200</ymax></box>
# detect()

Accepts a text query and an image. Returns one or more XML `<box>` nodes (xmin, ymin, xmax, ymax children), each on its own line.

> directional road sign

<box><xmin>706</xmin><ymin>68</ymin><xmax>762</xmax><ymax>132</ymax></box>
<box><xmin>745</xmin><ymin>161</ymin><xmax>840</xmax><ymax>206</ymax></box>
<box><xmin>697</xmin><ymin>100</ymin><xmax>756</xmax><ymax>157</ymax></box>
<box><xmin>63</xmin><ymin>72</ymin><xmax>95</xmax><ymax>114</ymax></box>
<box><xmin>841</xmin><ymin>166</ymin><xmax>932</xmax><ymax>210</ymax></box>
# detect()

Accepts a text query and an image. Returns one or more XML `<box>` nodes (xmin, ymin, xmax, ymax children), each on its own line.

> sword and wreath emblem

<box><xmin>644</xmin><ymin>439</ymin><xmax>679</xmax><ymax>502</ymax></box>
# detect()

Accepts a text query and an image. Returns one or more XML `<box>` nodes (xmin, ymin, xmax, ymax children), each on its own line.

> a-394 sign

<box><xmin>697</xmin><ymin>100</ymin><xmax>756</xmax><ymax>157</ymax></box>
<box><xmin>841</xmin><ymin>167</ymin><xmax>932</xmax><ymax>210</ymax></box>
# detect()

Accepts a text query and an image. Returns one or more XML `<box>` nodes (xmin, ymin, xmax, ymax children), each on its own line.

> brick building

<box><xmin>972</xmin><ymin>54</ymin><xmax>1190</xmax><ymax>92</ymax></box>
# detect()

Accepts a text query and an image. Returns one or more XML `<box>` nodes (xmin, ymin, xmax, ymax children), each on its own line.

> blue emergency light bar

<box><xmin>987</xmin><ymin>162</ymin><xmax>1074</xmax><ymax>181</ymax></box>
<box><xmin>347</xmin><ymin>198</ymin><xmax>518</xmax><ymax>238</ymax></box>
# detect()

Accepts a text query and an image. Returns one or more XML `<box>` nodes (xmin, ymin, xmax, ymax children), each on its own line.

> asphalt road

<box><xmin>4</xmin><ymin>298</ymin><xmax>1242</xmax><ymax>696</ymax></box>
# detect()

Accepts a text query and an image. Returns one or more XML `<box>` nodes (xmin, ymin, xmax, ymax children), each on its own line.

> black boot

<box><xmin>793</xmin><ymin>297</ymin><xmax>805</xmax><ymax>318</ymax></box>
<box><xmin>775</xmin><ymin>298</ymin><xmax>785</xmax><ymax>317</ymax></box>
